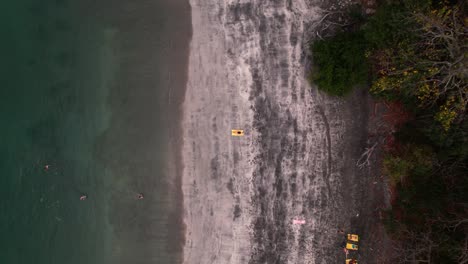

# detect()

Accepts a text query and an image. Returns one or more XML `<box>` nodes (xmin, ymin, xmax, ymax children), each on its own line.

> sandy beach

<box><xmin>182</xmin><ymin>0</ymin><xmax>391</xmax><ymax>263</ymax></box>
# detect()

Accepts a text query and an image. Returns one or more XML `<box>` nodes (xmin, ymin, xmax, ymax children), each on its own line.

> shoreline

<box><xmin>170</xmin><ymin>0</ymin><xmax>193</xmax><ymax>262</ymax></box>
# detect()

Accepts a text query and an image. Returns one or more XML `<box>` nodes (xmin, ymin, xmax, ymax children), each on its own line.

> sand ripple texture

<box><xmin>182</xmin><ymin>0</ymin><xmax>369</xmax><ymax>263</ymax></box>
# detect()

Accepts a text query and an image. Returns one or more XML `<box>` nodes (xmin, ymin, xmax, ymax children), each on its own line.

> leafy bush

<box><xmin>362</xmin><ymin>2</ymin><xmax>422</xmax><ymax>50</ymax></box>
<box><xmin>310</xmin><ymin>31</ymin><xmax>369</xmax><ymax>96</ymax></box>
<box><xmin>383</xmin><ymin>144</ymin><xmax>435</xmax><ymax>186</ymax></box>
<box><xmin>383</xmin><ymin>155</ymin><xmax>410</xmax><ymax>186</ymax></box>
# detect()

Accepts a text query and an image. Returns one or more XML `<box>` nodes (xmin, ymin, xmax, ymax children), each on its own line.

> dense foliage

<box><xmin>367</xmin><ymin>1</ymin><xmax>467</xmax><ymax>131</ymax></box>
<box><xmin>310</xmin><ymin>0</ymin><xmax>467</xmax><ymax>263</ymax></box>
<box><xmin>310</xmin><ymin>0</ymin><xmax>467</xmax><ymax>130</ymax></box>
<box><xmin>310</xmin><ymin>32</ymin><xmax>368</xmax><ymax>96</ymax></box>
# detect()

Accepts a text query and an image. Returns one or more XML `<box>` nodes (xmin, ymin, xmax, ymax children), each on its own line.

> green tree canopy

<box><xmin>310</xmin><ymin>31</ymin><xmax>369</xmax><ymax>96</ymax></box>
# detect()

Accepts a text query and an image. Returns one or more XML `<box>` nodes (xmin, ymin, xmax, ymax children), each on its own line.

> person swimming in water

<box><xmin>80</xmin><ymin>195</ymin><xmax>87</xmax><ymax>200</ymax></box>
<box><xmin>137</xmin><ymin>193</ymin><xmax>144</xmax><ymax>200</ymax></box>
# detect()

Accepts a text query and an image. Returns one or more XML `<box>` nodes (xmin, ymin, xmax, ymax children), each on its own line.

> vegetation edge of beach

<box><xmin>308</xmin><ymin>0</ymin><xmax>468</xmax><ymax>263</ymax></box>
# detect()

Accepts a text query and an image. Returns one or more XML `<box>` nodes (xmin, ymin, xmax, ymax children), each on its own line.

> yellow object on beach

<box><xmin>346</xmin><ymin>243</ymin><xmax>358</xmax><ymax>250</ymax></box>
<box><xmin>347</xmin><ymin>234</ymin><xmax>359</xmax><ymax>242</ymax></box>
<box><xmin>231</xmin><ymin>129</ymin><xmax>244</xmax><ymax>136</ymax></box>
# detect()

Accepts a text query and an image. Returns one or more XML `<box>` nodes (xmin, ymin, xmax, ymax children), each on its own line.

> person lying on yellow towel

<box><xmin>231</xmin><ymin>129</ymin><xmax>244</xmax><ymax>136</ymax></box>
<box><xmin>346</xmin><ymin>243</ymin><xmax>358</xmax><ymax>250</ymax></box>
<box><xmin>347</xmin><ymin>234</ymin><xmax>359</xmax><ymax>242</ymax></box>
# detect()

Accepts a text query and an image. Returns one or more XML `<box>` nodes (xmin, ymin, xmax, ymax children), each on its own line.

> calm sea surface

<box><xmin>0</xmin><ymin>1</ymin><xmax>191</xmax><ymax>263</ymax></box>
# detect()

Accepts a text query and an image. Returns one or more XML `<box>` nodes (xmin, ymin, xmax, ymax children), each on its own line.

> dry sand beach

<box><xmin>182</xmin><ymin>0</ymin><xmax>391</xmax><ymax>263</ymax></box>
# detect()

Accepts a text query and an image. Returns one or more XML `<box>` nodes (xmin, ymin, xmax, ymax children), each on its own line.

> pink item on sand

<box><xmin>293</xmin><ymin>219</ymin><xmax>306</xmax><ymax>225</ymax></box>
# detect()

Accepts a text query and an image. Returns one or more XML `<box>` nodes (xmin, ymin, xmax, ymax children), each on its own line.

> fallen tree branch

<box><xmin>356</xmin><ymin>141</ymin><xmax>379</xmax><ymax>169</ymax></box>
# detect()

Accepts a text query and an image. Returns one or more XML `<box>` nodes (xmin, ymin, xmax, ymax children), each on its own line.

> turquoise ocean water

<box><xmin>0</xmin><ymin>1</ymin><xmax>191</xmax><ymax>263</ymax></box>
